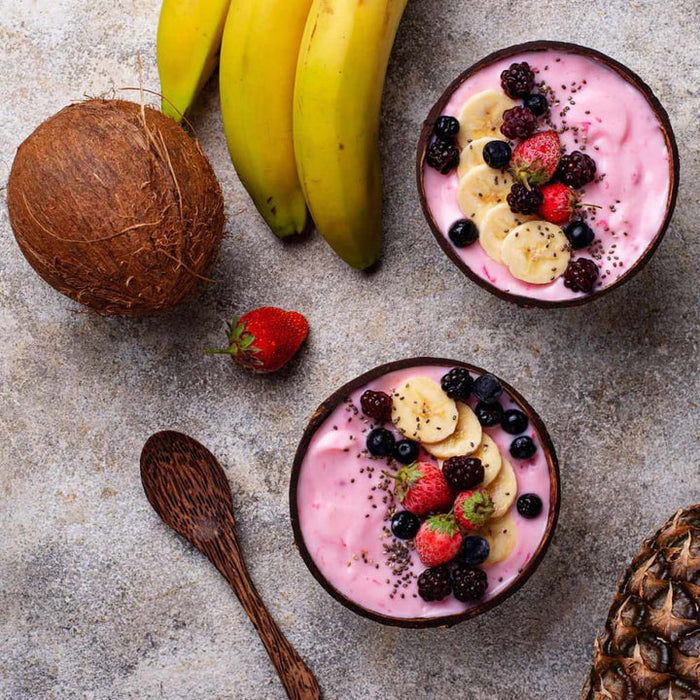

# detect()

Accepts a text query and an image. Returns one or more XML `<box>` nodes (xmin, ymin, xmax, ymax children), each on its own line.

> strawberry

<box><xmin>510</xmin><ymin>130</ymin><xmax>562</xmax><ymax>187</ymax></box>
<box><xmin>415</xmin><ymin>514</ymin><xmax>463</xmax><ymax>567</ymax></box>
<box><xmin>538</xmin><ymin>183</ymin><xmax>578</xmax><ymax>224</ymax></box>
<box><xmin>387</xmin><ymin>462</ymin><xmax>453</xmax><ymax>516</ymax></box>
<box><xmin>454</xmin><ymin>489</ymin><xmax>494</xmax><ymax>530</ymax></box>
<box><xmin>207</xmin><ymin>306</ymin><xmax>308</xmax><ymax>373</ymax></box>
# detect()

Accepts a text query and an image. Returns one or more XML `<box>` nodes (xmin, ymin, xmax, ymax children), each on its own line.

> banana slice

<box><xmin>478</xmin><ymin>203</ymin><xmax>538</xmax><ymax>264</ymax></box>
<box><xmin>423</xmin><ymin>403</ymin><xmax>483</xmax><ymax>460</ymax></box>
<box><xmin>486</xmin><ymin>457</ymin><xmax>517</xmax><ymax>519</ymax></box>
<box><xmin>457</xmin><ymin>90</ymin><xmax>518</xmax><ymax>148</ymax></box>
<box><xmin>500</xmin><ymin>221</ymin><xmax>572</xmax><ymax>284</ymax></box>
<box><xmin>391</xmin><ymin>377</ymin><xmax>458</xmax><ymax>445</ymax></box>
<box><xmin>457</xmin><ymin>136</ymin><xmax>504</xmax><ymax>179</ymax></box>
<box><xmin>472</xmin><ymin>434</ymin><xmax>502</xmax><ymax>487</ymax></box>
<box><xmin>457</xmin><ymin>165</ymin><xmax>513</xmax><ymax>224</ymax></box>
<box><xmin>478</xmin><ymin>512</ymin><xmax>517</xmax><ymax>564</ymax></box>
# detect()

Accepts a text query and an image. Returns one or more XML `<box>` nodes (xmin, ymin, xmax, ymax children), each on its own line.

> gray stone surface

<box><xmin>0</xmin><ymin>0</ymin><xmax>698</xmax><ymax>698</ymax></box>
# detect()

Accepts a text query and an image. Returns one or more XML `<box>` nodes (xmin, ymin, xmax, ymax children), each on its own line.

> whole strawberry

<box><xmin>415</xmin><ymin>514</ymin><xmax>463</xmax><ymax>567</ymax></box>
<box><xmin>510</xmin><ymin>131</ymin><xmax>561</xmax><ymax>187</ymax></box>
<box><xmin>454</xmin><ymin>489</ymin><xmax>494</xmax><ymax>530</ymax></box>
<box><xmin>207</xmin><ymin>307</ymin><xmax>308</xmax><ymax>373</ymax></box>
<box><xmin>539</xmin><ymin>183</ymin><xmax>578</xmax><ymax>225</ymax></box>
<box><xmin>387</xmin><ymin>462</ymin><xmax>453</xmax><ymax>516</ymax></box>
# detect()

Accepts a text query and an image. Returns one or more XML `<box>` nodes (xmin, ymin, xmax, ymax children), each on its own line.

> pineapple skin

<box><xmin>582</xmin><ymin>505</ymin><xmax>700</xmax><ymax>700</ymax></box>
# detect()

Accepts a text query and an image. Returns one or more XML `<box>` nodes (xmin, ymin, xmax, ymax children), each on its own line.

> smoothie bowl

<box><xmin>417</xmin><ymin>41</ymin><xmax>679</xmax><ymax>308</ymax></box>
<box><xmin>290</xmin><ymin>358</ymin><xmax>560</xmax><ymax>627</ymax></box>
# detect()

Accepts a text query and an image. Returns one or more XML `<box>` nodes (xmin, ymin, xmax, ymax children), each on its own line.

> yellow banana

<box><xmin>220</xmin><ymin>0</ymin><xmax>311</xmax><ymax>238</ymax></box>
<box><xmin>156</xmin><ymin>0</ymin><xmax>231</xmax><ymax>121</ymax></box>
<box><xmin>293</xmin><ymin>0</ymin><xmax>408</xmax><ymax>269</ymax></box>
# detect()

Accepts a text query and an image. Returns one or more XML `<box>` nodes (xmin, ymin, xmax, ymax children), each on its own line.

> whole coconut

<box><xmin>7</xmin><ymin>99</ymin><xmax>225</xmax><ymax>315</ymax></box>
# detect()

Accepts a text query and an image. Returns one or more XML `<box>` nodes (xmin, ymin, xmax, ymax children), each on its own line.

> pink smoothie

<box><xmin>295</xmin><ymin>365</ymin><xmax>554</xmax><ymax>621</ymax></box>
<box><xmin>423</xmin><ymin>48</ymin><xmax>672</xmax><ymax>302</ymax></box>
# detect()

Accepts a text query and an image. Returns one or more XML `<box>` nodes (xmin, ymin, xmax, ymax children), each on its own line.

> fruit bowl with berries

<box><xmin>417</xmin><ymin>41</ymin><xmax>679</xmax><ymax>308</ymax></box>
<box><xmin>290</xmin><ymin>358</ymin><xmax>560</xmax><ymax>628</ymax></box>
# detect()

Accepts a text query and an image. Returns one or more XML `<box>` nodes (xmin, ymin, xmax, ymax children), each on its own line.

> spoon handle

<box><xmin>201</xmin><ymin>526</ymin><xmax>322</xmax><ymax>700</ymax></box>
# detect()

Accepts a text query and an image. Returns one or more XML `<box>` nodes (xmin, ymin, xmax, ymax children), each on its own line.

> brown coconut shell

<box><xmin>7</xmin><ymin>99</ymin><xmax>225</xmax><ymax>315</ymax></box>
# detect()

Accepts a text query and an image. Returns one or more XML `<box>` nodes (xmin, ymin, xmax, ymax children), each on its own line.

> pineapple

<box><xmin>582</xmin><ymin>505</ymin><xmax>700</xmax><ymax>700</ymax></box>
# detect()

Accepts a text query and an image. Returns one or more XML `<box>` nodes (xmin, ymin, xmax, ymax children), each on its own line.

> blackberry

<box><xmin>565</xmin><ymin>221</ymin><xmax>595</xmax><ymax>250</ymax></box>
<box><xmin>507</xmin><ymin>183</ymin><xmax>543</xmax><ymax>215</ymax></box>
<box><xmin>500</xmin><ymin>62</ymin><xmax>535</xmax><ymax>99</ymax></box>
<box><xmin>483</xmin><ymin>140</ymin><xmax>512</xmax><ymax>169</ymax></box>
<box><xmin>451</xmin><ymin>565</ymin><xmax>488</xmax><ymax>602</ymax></box>
<box><xmin>366</xmin><ymin>428</ymin><xmax>395</xmax><ymax>457</ymax></box>
<box><xmin>417</xmin><ymin>566</ymin><xmax>452</xmax><ymax>602</ymax></box>
<box><xmin>434</xmin><ymin>115</ymin><xmax>460</xmax><ymax>139</ymax></box>
<box><xmin>563</xmin><ymin>258</ymin><xmax>599</xmax><ymax>293</ymax></box>
<box><xmin>426</xmin><ymin>138</ymin><xmax>459</xmax><ymax>174</ymax></box>
<box><xmin>393</xmin><ymin>439</ymin><xmax>419</xmax><ymax>465</ymax></box>
<box><xmin>557</xmin><ymin>151</ymin><xmax>597</xmax><ymax>188</ymax></box>
<box><xmin>443</xmin><ymin>457</ymin><xmax>484</xmax><ymax>491</ymax></box>
<box><xmin>501</xmin><ymin>409</ymin><xmax>528</xmax><ymax>435</ymax></box>
<box><xmin>517</xmin><ymin>494</ymin><xmax>543</xmax><ymax>519</ymax></box>
<box><xmin>391</xmin><ymin>511</ymin><xmax>421</xmax><ymax>539</ymax></box>
<box><xmin>360</xmin><ymin>390</ymin><xmax>392</xmax><ymax>423</ymax></box>
<box><xmin>473</xmin><ymin>373</ymin><xmax>503</xmax><ymax>403</ymax></box>
<box><xmin>448</xmin><ymin>219</ymin><xmax>479</xmax><ymax>248</ymax></box>
<box><xmin>475</xmin><ymin>401</ymin><xmax>503</xmax><ymax>427</ymax></box>
<box><xmin>523</xmin><ymin>93</ymin><xmax>548</xmax><ymax>116</ymax></box>
<box><xmin>440</xmin><ymin>367</ymin><xmax>474</xmax><ymax>402</ymax></box>
<box><xmin>510</xmin><ymin>435</ymin><xmax>537</xmax><ymax>460</ymax></box>
<box><xmin>461</xmin><ymin>536</ymin><xmax>490</xmax><ymax>567</ymax></box>
<box><xmin>500</xmin><ymin>106</ymin><xmax>536</xmax><ymax>140</ymax></box>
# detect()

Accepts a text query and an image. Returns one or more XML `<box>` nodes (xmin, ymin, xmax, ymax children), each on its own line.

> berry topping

<box><xmin>501</xmin><ymin>409</ymin><xmax>529</xmax><ymax>435</ymax></box>
<box><xmin>507</xmin><ymin>182</ymin><xmax>543</xmax><ymax>215</ymax></box>
<box><xmin>393</xmin><ymin>439</ymin><xmax>419</xmax><ymax>465</ymax></box>
<box><xmin>454</xmin><ymin>489</ymin><xmax>495</xmax><ymax>530</ymax></box>
<box><xmin>366</xmin><ymin>428</ymin><xmax>395</xmax><ymax>457</ymax></box>
<box><xmin>440</xmin><ymin>367</ymin><xmax>474</xmax><ymax>402</ymax></box>
<box><xmin>474</xmin><ymin>401</ymin><xmax>504</xmax><ymax>427</ymax></box>
<box><xmin>517</xmin><ymin>494</ymin><xmax>544</xmax><ymax>519</ymax></box>
<box><xmin>417</xmin><ymin>566</ymin><xmax>452</xmax><ymax>602</ymax></box>
<box><xmin>387</xmin><ymin>462</ymin><xmax>453</xmax><ymax>516</ymax></box>
<box><xmin>415</xmin><ymin>514</ymin><xmax>463</xmax><ymax>567</ymax></box>
<box><xmin>538</xmin><ymin>183</ymin><xmax>578</xmax><ymax>225</ymax></box>
<box><xmin>443</xmin><ymin>456</ymin><xmax>484</xmax><ymax>491</ymax></box>
<box><xmin>564</xmin><ymin>221</ymin><xmax>595</xmax><ymax>250</ymax></box>
<box><xmin>360</xmin><ymin>389</ymin><xmax>392</xmax><ymax>423</ymax></box>
<box><xmin>434</xmin><ymin>115</ymin><xmax>460</xmax><ymax>139</ymax></box>
<box><xmin>448</xmin><ymin>219</ymin><xmax>479</xmax><ymax>248</ymax></box>
<box><xmin>510</xmin><ymin>435</ymin><xmax>537</xmax><ymax>460</ymax></box>
<box><xmin>426</xmin><ymin>138</ymin><xmax>459</xmax><ymax>174</ymax></box>
<box><xmin>500</xmin><ymin>106</ymin><xmax>537</xmax><ymax>140</ymax></box>
<box><xmin>483</xmin><ymin>140</ymin><xmax>512</xmax><ymax>169</ymax></box>
<box><xmin>461</xmin><ymin>536</ymin><xmax>490</xmax><ymax>567</ymax></box>
<box><xmin>523</xmin><ymin>93</ymin><xmax>548</xmax><ymax>116</ymax></box>
<box><xmin>563</xmin><ymin>257</ymin><xmax>599</xmax><ymax>293</ymax></box>
<box><xmin>557</xmin><ymin>151</ymin><xmax>597</xmax><ymax>189</ymax></box>
<box><xmin>390</xmin><ymin>510</ymin><xmax>421</xmax><ymax>540</ymax></box>
<box><xmin>473</xmin><ymin>373</ymin><xmax>503</xmax><ymax>403</ymax></box>
<box><xmin>500</xmin><ymin>62</ymin><xmax>536</xmax><ymax>99</ymax></box>
<box><xmin>451</xmin><ymin>565</ymin><xmax>488</xmax><ymax>602</ymax></box>
<box><xmin>510</xmin><ymin>131</ymin><xmax>562</xmax><ymax>187</ymax></box>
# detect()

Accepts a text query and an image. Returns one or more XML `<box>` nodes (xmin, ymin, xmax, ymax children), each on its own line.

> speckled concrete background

<box><xmin>0</xmin><ymin>1</ymin><xmax>698</xmax><ymax>698</ymax></box>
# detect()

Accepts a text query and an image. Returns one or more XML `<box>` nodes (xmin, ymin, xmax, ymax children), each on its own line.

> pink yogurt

<box><xmin>423</xmin><ymin>48</ymin><xmax>673</xmax><ymax>303</ymax></box>
<box><xmin>294</xmin><ymin>364</ymin><xmax>556</xmax><ymax>621</ymax></box>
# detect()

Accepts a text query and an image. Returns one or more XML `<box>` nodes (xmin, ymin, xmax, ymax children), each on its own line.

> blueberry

<box><xmin>482</xmin><ymin>140</ymin><xmax>512</xmax><ymax>169</ymax></box>
<box><xmin>366</xmin><ymin>428</ymin><xmax>395</xmax><ymax>457</ymax></box>
<box><xmin>460</xmin><ymin>536</ymin><xmax>491</xmax><ymax>566</ymax></box>
<box><xmin>434</xmin><ymin>115</ymin><xmax>460</xmax><ymax>139</ymax></box>
<box><xmin>473</xmin><ymin>374</ymin><xmax>503</xmax><ymax>403</ymax></box>
<box><xmin>565</xmin><ymin>221</ymin><xmax>595</xmax><ymax>249</ymax></box>
<box><xmin>523</xmin><ymin>93</ymin><xmax>548</xmax><ymax>116</ymax></box>
<box><xmin>448</xmin><ymin>219</ymin><xmax>479</xmax><ymax>248</ymax></box>
<box><xmin>501</xmin><ymin>409</ymin><xmax>529</xmax><ymax>435</ymax></box>
<box><xmin>510</xmin><ymin>435</ymin><xmax>537</xmax><ymax>460</ymax></box>
<box><xmin>517</xmin><ymin>494</ymin><xmax>543</xmax><ymax>519</ymax></box>
<box><xmin>391</xmin><ymin>511</ymin><xmax>421</xmax><ymax>540</ymax></box>
<box><xmin>474</xmin><ymin>401</ymin><xmax>503</xmax><ymax>427</ymax></box>
<box><xmin>393</xmin><ymin>439</ymin><xmax>419</xmax><ymax>465</ymax></box>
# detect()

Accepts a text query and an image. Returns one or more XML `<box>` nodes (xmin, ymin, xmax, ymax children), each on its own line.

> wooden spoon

<box><xmin>140</xmin><ymin>430</ymin><xmax>321</xmax><ymax>700</ymax></box>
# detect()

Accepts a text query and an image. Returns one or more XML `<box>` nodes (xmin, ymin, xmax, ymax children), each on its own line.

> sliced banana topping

<box><xmin>486</xmin><ymin>457</ymin><xmax>517</xmax><ymax>519</ymax></box>
<box><xmin>457</xmin><ymin>90</ymin><xmax>518</xmax><ymax>148</ymax></box>
<box><xmin>457</xmin><ymin>136</ymin><xmax>504</xmax><ymax>178</ymax></box>
<box><xmin>472</xmin><ymin>433</ymin><xmax>503</xmax><ymax>487</ymax></box>
<box><xmin>423</xmin><ymin>403</ymin><xmax>483</xmax><ymax>460</ymax></box>
<box><xmin>478</xmin><ymin>512</ymin><xmax>517</xmax><ymax>564</ymax></box>
<box><xmin>391</xmin><ymin>377</ymin><xmax>458</xmax><ymax>445</ymax></box>
<box><xmin>457</xmin><ymin>165</ymin><xmax>513</xmax><ymax>225</ymax></box>
<box><xmin>500</xmin><ymin>221</ymin><xmax>572</xmax><ymax>284</ymax></box>
<box><xmin>478</xmin><ymin>203</ymin><xmax>537</xmax><ymax>264</ymax></box>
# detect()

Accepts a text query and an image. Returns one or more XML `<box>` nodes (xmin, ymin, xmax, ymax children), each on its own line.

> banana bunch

<box><xmin>156</xmin><ymin>0</ymin><xmax>408</xmax><ymax>257</ymax></box>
